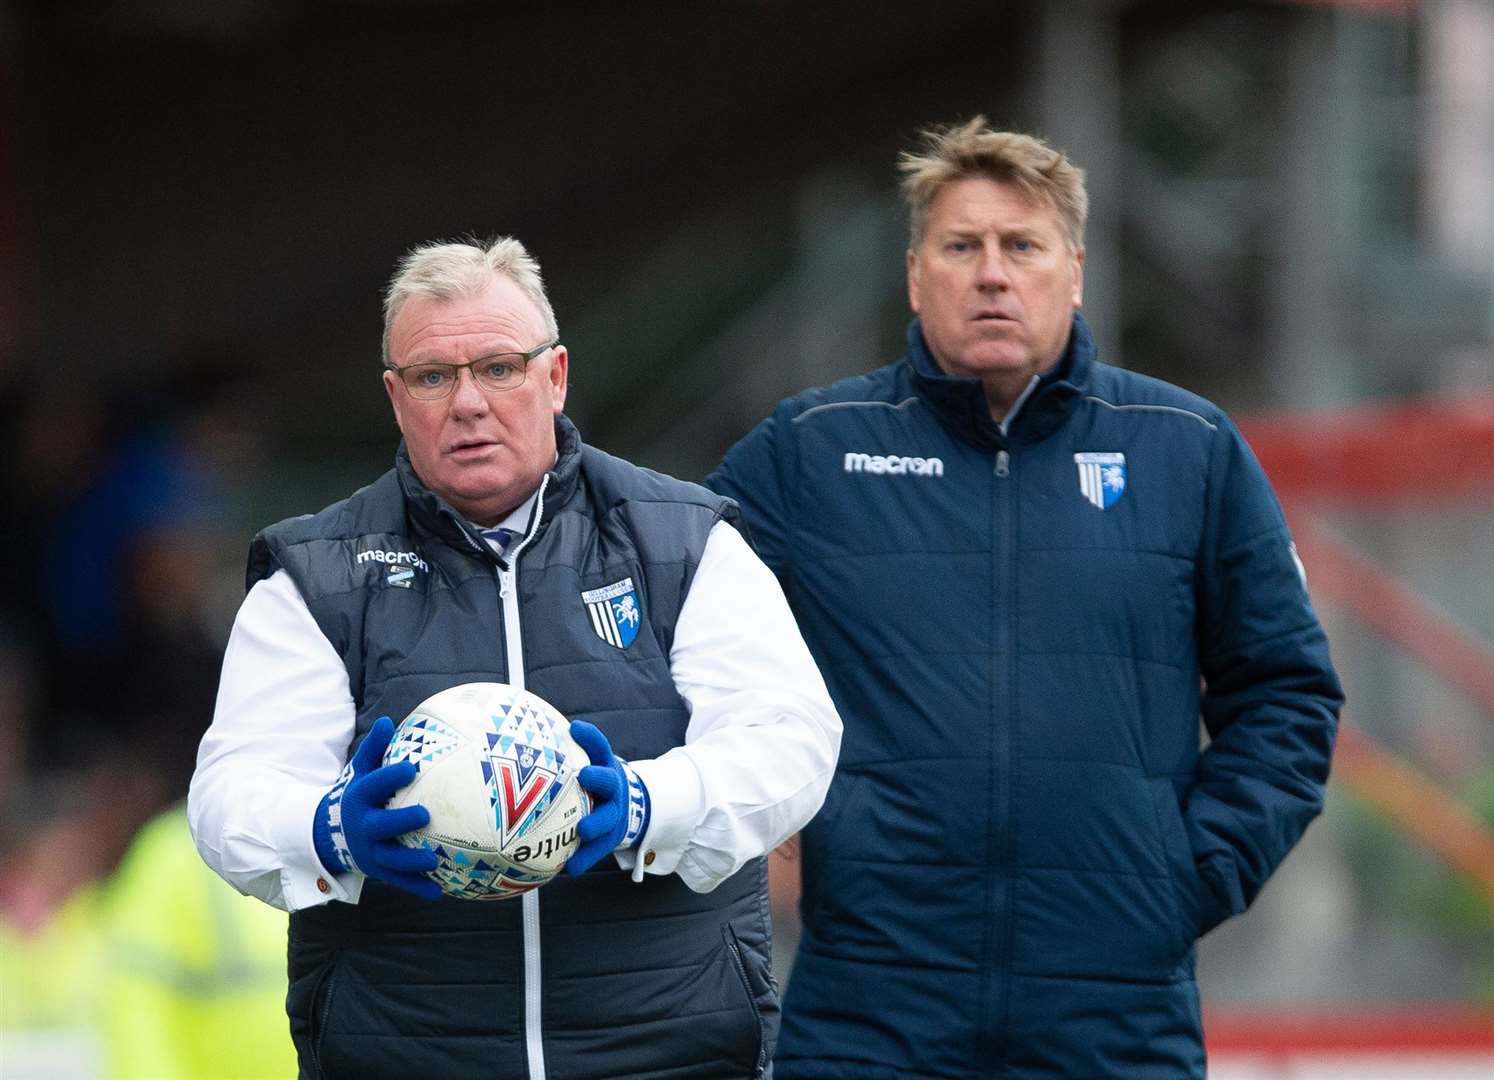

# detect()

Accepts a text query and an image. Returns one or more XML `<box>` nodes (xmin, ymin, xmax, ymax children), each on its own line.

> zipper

<box><xmin>490</xmin><ymin>474</ymin><xmax>550</xmax><ymax>1080</ymax></box>
<box><xmin>311</xmin><ymin>956</ymin><xmax>340</xmax><ymax>1079</ymax></box>
<box><xmin>724</xmin><ymin>932</ymin><xmax>767</xmax><ymax>1078</ymax></box>
<box><xmin>522</xmin><ymin>887</ymin><xmax>544</xmax><ymax>1080</ymax></box>
<box><xmin>999</xmin><ymin>448</ymin><xmax>1019</xmax><ymax>1072</ymax></box>
<box><xmin>987</xmin><ymin>444</ymin><xmax>1016</xmax><ymax>1071</ymax></box>
<box><xmin>500</xmin><ymin>474</ymin><xmax>549</xmax><ymax>599</ymax></box>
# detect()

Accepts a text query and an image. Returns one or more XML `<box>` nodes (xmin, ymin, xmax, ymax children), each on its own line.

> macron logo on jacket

<box><xmin>355</xmin><ymin>548</ymin><xmax>430</xmax><ymax>573</ymax></box>
<box><xmin>843</xmin><ymin>451</ymin><xmax>944</xmax><ymax>477</ymax></box>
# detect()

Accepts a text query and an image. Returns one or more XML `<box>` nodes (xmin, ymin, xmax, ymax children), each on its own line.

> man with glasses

<box><xmin>189</xmin><ymin>237</ymin><xmax>841</xmax><ymax>1079</ymax></box>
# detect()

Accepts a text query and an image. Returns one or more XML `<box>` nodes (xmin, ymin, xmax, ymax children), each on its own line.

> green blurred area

<box><xmin>1</xmin><ymin>805</ymin><xmax>295</xmax><ymax>1079</ymax></box>
<box><xmin>1341</xmin><ymin>767</ymin><xmax>1494</xmax><ymax>1001</ymax></box>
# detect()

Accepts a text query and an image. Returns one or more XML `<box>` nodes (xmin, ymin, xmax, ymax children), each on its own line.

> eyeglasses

<box><xmin>386</xmin><ymin>340</ymin><xmax>558</xmax><ymax>400</ymax></box>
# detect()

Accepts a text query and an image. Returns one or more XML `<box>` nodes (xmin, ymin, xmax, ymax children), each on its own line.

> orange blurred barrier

<box><xmin>1239</xmin><ymin>390</ymin><xmax>1494</xmax><ymax>506</ymax></box>
<box><xmin>1331</xmin><ymin>723</ymin><xmax>1494</xmax><ymax>899</ymax></box>
<box><xmin>1289</xmin><ymin>515</ymin><xmax>1494</xmax><ymax>719</ymax></box>
<box><xmin>1205</xmin><ymin>1005</ymin><xmax>1494</xmax><ymax>1054</ymax></box>
<box><xmin>1238</xmin><ymin>395</ymin><xmax>1494</xmax><ymax>904</ymax></box>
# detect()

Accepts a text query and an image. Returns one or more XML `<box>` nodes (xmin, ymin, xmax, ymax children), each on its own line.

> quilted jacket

<box><xmin>708</xmin><ymin>314</ymin><xmax>1342</xmax><ymax>1078</ymax></box>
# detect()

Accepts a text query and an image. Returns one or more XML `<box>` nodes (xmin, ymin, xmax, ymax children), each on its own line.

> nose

<box><xmin>448</xmin><ymin>366</ymin><xmax>491</xmax><ymax>418</ymax></box>
<box><xmin>974</xmin><ymin>248</ymin><xmax>1011</xmax><ymax>290</ymax></box>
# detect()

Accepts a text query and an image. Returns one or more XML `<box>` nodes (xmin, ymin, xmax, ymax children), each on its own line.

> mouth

<box><xmin>446</xmin><ymin>438</ymin><xmax>499</xmax><ymax>459</ymax></box>
<box><xmin>973</xmin><ymin>312</ymin><xmax>1015</xmax><ymax>323</ymax></box>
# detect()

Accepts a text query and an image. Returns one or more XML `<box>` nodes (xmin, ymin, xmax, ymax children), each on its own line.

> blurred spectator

<box><xmin>0</xmin><ymin>782</ymin><xmax>131</xmax><ymax>1079</ymax></box>
<box><xmin>0</xmin><ymin>623</ymin><xmax>39</xmax><ymax>800</ymax></box>
<box><xmin>1</xmin><ymin>801</ymin><xmax>296</xmax><ymax>1079</ymax></box>
<box><xmin>96</xmin><ymin>802</ymin><xmax>297</xmax><ymax>1079</ymax></box>
<box><xmin>0</xmin><ymin>347</ymin><xmax>280</xmax><ymax>1077</ymax></box>
<box><xmin>1</xmin><ymin>354</ymin><xmax>265</xmax><ymax>812</ymax></box>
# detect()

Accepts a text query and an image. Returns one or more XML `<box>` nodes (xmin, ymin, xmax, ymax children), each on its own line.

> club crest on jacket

<box><xmin>1075</xmin><ymin>452</ymin><xmax>1127</xmax><ymax>509</ymax></box>
<box><xmin>581</xmin><ymin>577</ymin><xmax>641</xmax><ymax>648</ymax></box>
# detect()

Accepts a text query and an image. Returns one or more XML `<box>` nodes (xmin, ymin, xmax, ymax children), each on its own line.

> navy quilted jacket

<box><xmin>707</xmin><ymin>314</ymin><xmax>1342</xmax><ymax>1079</ymax></box>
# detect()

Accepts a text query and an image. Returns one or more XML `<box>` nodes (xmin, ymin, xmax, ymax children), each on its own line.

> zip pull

<box><xmin>995</xmin><ymin>450</ymin><xmax>1010</xmax><ymax>477</ymax></box>
<box><xmin>499</xmin><ymin>565</ymin><xmax>515</xmax><ymax>599</ymax></box>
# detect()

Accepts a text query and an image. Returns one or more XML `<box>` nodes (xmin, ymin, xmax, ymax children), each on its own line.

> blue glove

<box><xmin>567</xmin><ymin>719</ymin><xmax>650</xmax><ymax>877</ymax></box>
<box><xmin>312</xmin><ymin>716</ymin><xmax>442</xmax><ymax>900</ymax></box>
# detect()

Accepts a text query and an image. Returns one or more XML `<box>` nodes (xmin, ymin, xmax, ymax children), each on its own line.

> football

<box><xmin>382</xmin><ymin>682</ymin><xmax>590</xmax><ymax>900</ymax></box>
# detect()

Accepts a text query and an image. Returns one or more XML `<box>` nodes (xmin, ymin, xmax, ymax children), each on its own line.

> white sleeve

<box><xmin>616</xmin><ymin>520</ymin><xmax>842</xmax><ymax>893</ymax></box>
<box><xmin>187</xmin><ymin>569</ymin><xmax>364</xmax><ymax>911</ymax></box>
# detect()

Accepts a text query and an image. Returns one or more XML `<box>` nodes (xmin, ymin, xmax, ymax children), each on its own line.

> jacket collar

<box><xmin>906</xmin><ymin>311</ymin><xmax>1095</xmax><ymax>450</ymax></box>
<box><xmin>396</xmin><ymin>414</ymin><xmax>584</xmax><ymax>558</ymax></box>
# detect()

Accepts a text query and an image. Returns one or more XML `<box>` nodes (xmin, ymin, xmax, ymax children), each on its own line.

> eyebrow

<box><xmin>403</xmin><ymin>345</ymin><xmax>529</xmax><ymax>365</ymax></box>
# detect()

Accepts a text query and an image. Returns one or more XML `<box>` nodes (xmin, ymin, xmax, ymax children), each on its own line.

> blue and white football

<box><xmin>383</xmin><ymin>682</ymin><xmax>589</xmax><ymax>900</ymax></box>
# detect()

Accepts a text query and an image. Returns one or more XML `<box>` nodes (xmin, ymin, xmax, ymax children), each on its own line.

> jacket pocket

<box><xmin>723</xmin><ymin>924</ymin><xmax>769</xmax><ymax>1079</ymax></box>
<box><xmin>1151</xmin><ymin>779</ymin><xmax>1206</xmax><ymax>962</ymax></box>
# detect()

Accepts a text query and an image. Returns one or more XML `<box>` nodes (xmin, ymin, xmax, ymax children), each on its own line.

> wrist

<box><xmin>619</xmin><ymin>758</ymin><xmax>649</xmax><ymax>849</ymax></box>
<box><xmin>312</xmin><ymin>792</ymin><xmax>340</xmax><ymax>876</ymax></box>
<box><xmin>316</xmin><ymin>763</ymin><xmax>360</xmax><ymax>875</ymax></box>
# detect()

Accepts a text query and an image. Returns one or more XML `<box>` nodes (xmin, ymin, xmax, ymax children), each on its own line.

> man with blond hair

<box><xmin>709</xmin><ymin>119</ymin><xmax>1342</xmax><ymax>1077</ymax></box>
<box><xmin>190</xmin><ymin>236</ymin><xmax>841</xmax><ymax>1078</ymax></box>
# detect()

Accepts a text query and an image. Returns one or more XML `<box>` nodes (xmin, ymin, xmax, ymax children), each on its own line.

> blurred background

<box><xmin>2</xmin><ymin>0</ymin><xmax>1491</xmax><ymax>1076</ymax></box>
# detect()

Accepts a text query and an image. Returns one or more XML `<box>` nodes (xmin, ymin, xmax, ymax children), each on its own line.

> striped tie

<box><xmin>482</xmin><ymin>527</ymin><xmax>516</xmax><ymax>555</ymax></box>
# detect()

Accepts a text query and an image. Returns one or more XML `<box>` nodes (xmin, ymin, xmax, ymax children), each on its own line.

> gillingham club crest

<box><xmin>581</xmin><ymin>577</ymin><xmax>641</xmax><ymax>649</ymax></box>
<box><xmin>1075</xmin><ymin>452</ymin><xmax>1127</xmax><ymax>509</ymax></box>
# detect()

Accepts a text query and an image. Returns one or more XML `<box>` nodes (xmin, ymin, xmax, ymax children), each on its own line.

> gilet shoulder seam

<box><xmin>792</xmin><ymin>396</ymin><xmax>921</xmax><ymax>424</ymax></box>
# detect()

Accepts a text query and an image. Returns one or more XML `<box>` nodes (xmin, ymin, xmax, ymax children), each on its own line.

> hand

<box><xmin>567</xmin><ymin>720</ymin><xmax>650</xmax><ymax>877</ymax></box>
<box><xmin>313</xmin><ymin>716</ymin><xmax>442</xmax><ymax>899</ymax></box>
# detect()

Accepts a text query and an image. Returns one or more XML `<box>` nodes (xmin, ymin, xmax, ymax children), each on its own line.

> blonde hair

<box><xmin>899</xmin><ymin>117</ymin><xmax>1088</xmax><ymax>250</ymax></box>
<box><xmin>382</xmin><ymin>236</ymin><xmax>560</xmax><ymax>365</ymax></box>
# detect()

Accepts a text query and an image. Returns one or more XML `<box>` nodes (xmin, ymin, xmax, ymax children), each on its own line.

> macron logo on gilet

<box><xmin>843</xmin><ymin>451</ymin><xmax>944</xmax><ymax>477</ymax></box>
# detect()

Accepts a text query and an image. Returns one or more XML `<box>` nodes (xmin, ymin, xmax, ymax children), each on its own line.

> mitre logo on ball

<box><xmin>383</xmin><ymin>682</ymin><xmax>590</xmax><ymax>900</ymax></box>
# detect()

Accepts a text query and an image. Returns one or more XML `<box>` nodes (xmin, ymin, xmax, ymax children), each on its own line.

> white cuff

<box><xmin>274</xmin><ymin>783</ymin><xmax>364</xmax><ymax>909</ymax></box>
<box><xmin>614</xmin><ymin>749</ymin><xmax>705</xmax><ymax>883</ymax></box>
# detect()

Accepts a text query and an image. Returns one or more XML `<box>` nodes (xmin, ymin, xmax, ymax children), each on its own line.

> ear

<box><xmin>1071</xmin><ymin>245</ymin><xmax>1085</xmax><ymax>309</ymax></box>
<box><xmin>547</xmin><ymin>345</ymin><xmax>569</xmax><ymax>414</ymax></box>
<box><xmin>382</xmin><ymin>369</ymin><xmax>406</xmax><ymax>432</ymax></box>
<box><xmin>906</xmin><ymin>249</ymin><xmax>922</xmax><ymax>314</ymax></box>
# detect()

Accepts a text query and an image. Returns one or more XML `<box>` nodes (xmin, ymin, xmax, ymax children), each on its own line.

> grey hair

<box><xmin>381</xmin><ymin>236</ymin><xmax>560</xmax><ymax>365</ymax></box>
<box><xmin>899</xmin><ymin>117</ymin><xmax>1088</xmax><ymax>251</ymax></box>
